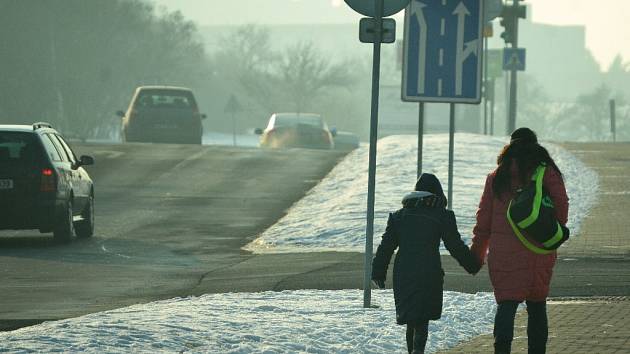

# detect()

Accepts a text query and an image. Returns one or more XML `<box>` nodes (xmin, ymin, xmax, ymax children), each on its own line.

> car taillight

<box><xmin>40</xmin><ymin>168</ymin><xmax>56</xmax><ymax>192</ymax></box>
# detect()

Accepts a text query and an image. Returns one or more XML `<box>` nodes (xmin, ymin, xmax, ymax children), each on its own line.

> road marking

<box><xmin>439</xmin><ymin>49</ymin><xmax>444</xmax><ymax>66</ymax></box>
<box><xmin>101</xmin><ymin>244</ymin><xmax>132</xmax><ymax>259</ymax></box>
<box><xmin>441</xmin><ymin>18</ymin><xmax>445</xmax><ymax>36</ymax></box>
<box><xmin>438</xmin><ymin>79</ymin><xmax>443</xmax><ymax>96</ymax></box>
<box><xmin>96</xmin><ymin>150</ymin><xmax>125</xmax><ymax>159</ymax></box>
<box><xmin>453</xmin><ymin>1</ymin><xmax>471</xmax><ymax>96</ymax></box>
<box><xmin>411</xmin><ymin>1</ymin><xmax>428</xmax><ymax>95</ymax></box>
<box><xmin>171</xmin><ymin>148</ymin><xmax>209</xmax><ymax>171</ymax></box>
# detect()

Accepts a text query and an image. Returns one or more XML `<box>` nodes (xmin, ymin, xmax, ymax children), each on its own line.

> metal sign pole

<box><xmin>417</xmin><ymin>102</ymin><xmax>424</xmax><ymax>178</ymax></box>
<box><xmin>490</xmin><ymin>78</ymin><xmax>496</xmax><ymax>135</ymax></box>
<box><xmin>507</xmin><ymin>0</ymin><xmax>520</xmax><ymax>134</ymax></box>
<box><xmin>504</xmin><ymin>63</ymin><xmax>509</xmax><ymax>133</ymax></box>
<box><xmin>610</xmin><ymin>99</ymin><xmax>617</xmax><ymax>142</ymax></box>
<box><xmin>232</xmin><ymin>112</ymin><xmax>237</xmax><ymax>146</ymax></box>
<box><xmin>448</xmin><ymin>103</ymin><xmax>455</xmax><ymax>210</ymax></box>
<box><xmin>363</xmin><ymin>0</ymin><xmax>384</xmax><ymax>309</ymax></box>
<box><xmin>483</xmin><ymin>37</ymin><xmax>489</xmax><ymax>135</ymax></box>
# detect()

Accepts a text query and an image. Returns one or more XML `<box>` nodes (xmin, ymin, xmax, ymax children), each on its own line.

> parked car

<box><xmin>255</xmin><ymin>113</ymin><xmax>335</xmax><ymax>150</ymax></box>
<box><xmin>117</xmin><ymin>86</ymin><xmax>206</xmax><ymax>144</ymax></box>
<box><xmin>0</xmin><ymin>123</ymin><xmax>95</xmax><ymax>242</ymax></box>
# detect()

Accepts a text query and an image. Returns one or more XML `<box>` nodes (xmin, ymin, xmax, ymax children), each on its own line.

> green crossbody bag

<box><xmin>507</xmin><ymin>164</ymin><xmax>570</xmax><ymax>254</ymax></box>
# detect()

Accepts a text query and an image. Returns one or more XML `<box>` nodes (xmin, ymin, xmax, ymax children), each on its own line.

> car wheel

<box><xmin>54</xmin><ymin>200</ymin><xmax>74</xmax><ymax>242</ymax></box>
<box><xmin>75</xmin><ymin>195</ymin><xmax>94</xmax><ymax>238</ymax></box>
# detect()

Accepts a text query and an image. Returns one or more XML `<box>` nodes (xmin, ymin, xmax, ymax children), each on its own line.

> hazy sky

<box><xmin>152</xmin><ymin>0</ymin><xmax>630</xmax><ymax>70</ymax></box>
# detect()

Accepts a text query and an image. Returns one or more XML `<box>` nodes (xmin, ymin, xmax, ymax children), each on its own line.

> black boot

<box><xmin>494</xmin><ymin>341</ymin><xmax>512</xmax><ymax>354</ymax></box>
<box><xmin>411</xmin><ymin>321</ymin><xmax>428</xmax><ymax>354</ymax></box>
<box><xmin>494</xmin><ymin>301</ymin><xmax>519</xmax><ymax>354</ymax></box>
<box><xmin>406</xmin><ymin>324</ymin><xmax>414</xmax><ymax>354</ymax></box>
<box><xmin>526</xmin><ymin>300</ymin><xmax>548</xmax><ymax>354</ymax></box>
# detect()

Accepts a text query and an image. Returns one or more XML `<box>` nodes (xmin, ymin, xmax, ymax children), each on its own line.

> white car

<box><xmin>255</xmin><ymin>113</ymin><xmax>335</xmax><ymax>150</ymax></box>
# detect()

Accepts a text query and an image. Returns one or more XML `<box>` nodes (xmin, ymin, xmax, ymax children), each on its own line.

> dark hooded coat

<box><xmin>372</xmin><ymin>174</ymin><xmax>480</xmax><ymax>324</ymax></box>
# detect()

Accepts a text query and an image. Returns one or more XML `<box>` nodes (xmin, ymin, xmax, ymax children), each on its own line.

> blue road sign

<box><xmin>402</xmin><ymin>0</ymin><xmax>484</xmax><ymax>103</ymax></box>
<box><xmin>503</xmin><ymin>47</ymin><xmax>526</xmax><ymax>71</ymax></box>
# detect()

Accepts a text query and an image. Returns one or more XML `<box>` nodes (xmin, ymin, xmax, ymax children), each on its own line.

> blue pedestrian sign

<box><xmin>503</xmin><ymin>48</ymin><xmax>526</xmax><ymax>71</ymax></box>
<box><xmin>402</xmin><ymin>0</ymin><xmax>484</xmax><ymax>103</ymax></box>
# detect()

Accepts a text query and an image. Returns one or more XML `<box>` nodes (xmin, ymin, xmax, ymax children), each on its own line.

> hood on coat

<box><xmin>402</xmin><ymin>191</ymin><xmax>433</xmax><ymax>205</ymax></box>
<box><xmin>411</xmin><ymin>173</ymin><xmax>448</xmax><ymax>208</ymax></box>
<box><xmin>415</xmin><ymin>173</ymin><xmax>445</xmax><ymax>196</ymax></box>
<box><xmin>401</xmin><ymin>191</ymin><xmax>447</xmax><ymax>209</ymax></box>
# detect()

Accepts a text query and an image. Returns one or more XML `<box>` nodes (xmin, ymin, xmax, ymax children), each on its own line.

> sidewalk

<box><xmin>438</xmin><ymin>296</ymin><xmax>630</xmax><ymax>354</ymax></box>
<box><xmin>439</xmin><ymin>143</ymin><xmax>630</xmax><ymax>354</ymax></box>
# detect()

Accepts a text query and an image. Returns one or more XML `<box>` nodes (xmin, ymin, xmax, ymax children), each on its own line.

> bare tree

<box><xmin>273</xmin><ymin>41</ymin><xmax>355</xmax><ymax>113</ymax></box>
<box><xmin>0</xmin><ymin>0</ymin><xmax>209</xmax><ymax>139</ymax></box>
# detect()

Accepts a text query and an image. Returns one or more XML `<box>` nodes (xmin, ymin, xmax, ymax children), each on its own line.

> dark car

<box><xmin>0</xmin><ymin>123</ymin><xmax>95</xmax><ymax>242</ymax></box>
<box><xmin>117</xmin><ymin>86</ymin><xmax>206</xmax><ymax>144</ymax></box>
<box><xmin>255</xmin><ymin>113</ymin><xmax>335</xmax><ymax>150</ymax></box>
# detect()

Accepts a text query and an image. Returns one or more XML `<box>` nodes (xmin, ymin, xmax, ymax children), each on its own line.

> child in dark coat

<box><xmin>372</xmin><ymin>173</ymin><xmax>481</xmax><ymax>354</ymax></box>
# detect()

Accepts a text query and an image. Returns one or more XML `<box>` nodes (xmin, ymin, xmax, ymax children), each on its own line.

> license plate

<box><xmin>0</xmin><ymin>179</ymin><xmax>13</xmax><ymax>189</ymax></box>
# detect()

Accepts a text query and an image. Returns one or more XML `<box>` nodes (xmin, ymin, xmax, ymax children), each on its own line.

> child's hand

<box><xmin>371</xmin><ymin>279</ymin><xmax>385</xmax><ymax>289</ymax></box>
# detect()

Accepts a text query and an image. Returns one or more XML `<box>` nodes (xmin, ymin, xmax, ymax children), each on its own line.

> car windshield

<box><xmin>274</xmin><ymin>115</ymin><xmax>324</xmax><ymax>128</ymax></box>
<box><xmin>135</xmin><ymin>90</ymin><xmax>194</xmax><ymax>109</ymax></box>
<box><xmin>0</xmin><ymin>132</ymin><xmax>40</xmax><ymax>165</ymax></box>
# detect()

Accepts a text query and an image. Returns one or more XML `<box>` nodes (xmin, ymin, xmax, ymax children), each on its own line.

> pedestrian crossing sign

<box><xmin>503</xmin><ymin>48</ymin><xmax>526</xmax><ymax>71</ymax></box>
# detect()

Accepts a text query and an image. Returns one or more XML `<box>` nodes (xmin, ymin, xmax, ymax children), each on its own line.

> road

<box><xmin>0</xmin><ymin>143</ymin><xmax>347</xmax><ymax>330</ymax></box>
<box><xmin>1</xmin><ymin>142</ymin><xmax>629</xmax><ymax>332</ymax></box>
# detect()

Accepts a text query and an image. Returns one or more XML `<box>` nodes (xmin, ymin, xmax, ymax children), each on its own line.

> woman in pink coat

<box><xmin>471</xmin><ymin>128</ymin><xmax>569</xmax><ymax>354</ymax></box>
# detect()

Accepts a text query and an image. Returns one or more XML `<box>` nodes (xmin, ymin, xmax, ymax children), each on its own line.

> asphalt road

<box><xmin>1</xmin><ymin>142</ymin><xmax>628</xmax><ymax>332</ymax></box>
<box><xmin>0</xmin><ymin>142</ymin><xmax>347</xmax><ymax>330</ymax></box>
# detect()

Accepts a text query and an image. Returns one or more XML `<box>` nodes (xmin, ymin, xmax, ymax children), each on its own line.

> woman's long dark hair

<box><xmin>493</xmin><ymin>128</ymin><xmax>562</xmax><ymax>197</ymax></box>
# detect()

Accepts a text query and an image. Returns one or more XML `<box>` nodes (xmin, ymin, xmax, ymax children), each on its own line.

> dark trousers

<box><xmin>406</xmin><ymin>320</ymin><xmax>429</xmax><ymax>354</ymax></box>
<box><xmin>494</xmin><ymin>300</ymin><xmax>548</xmax><ymax>354</ymax></box>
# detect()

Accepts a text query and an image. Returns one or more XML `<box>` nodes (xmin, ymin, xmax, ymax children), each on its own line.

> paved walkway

<box><xmin>439</xmin><ymin>143</ymin><xmax>630</xmax><ymax>354</ymax></box>
<box><xmin>438</xmin><ymin>296</ymin><xmax>630</xmax><ymax>354</ymax></box>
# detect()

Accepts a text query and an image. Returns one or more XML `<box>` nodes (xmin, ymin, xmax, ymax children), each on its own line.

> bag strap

<box><xmin>517</xmin><ymin>165</ymin><xmax>546</xmax><ymax>229</ymax></box>
<box><xmin>507</xmin><ymin>163</ymin><xmax>556</xmax><ymax>255</ymax></box>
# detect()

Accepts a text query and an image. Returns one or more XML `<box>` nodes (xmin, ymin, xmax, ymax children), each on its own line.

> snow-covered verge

<box><xmin>245</xmin><ymin>133</ymin><xmax>598</xmax><ymax>254</ymax></box>
<box><xmin>0</xmin><ymin>290</ymin><xmax>496</xmax><ymax>353</ymax></box>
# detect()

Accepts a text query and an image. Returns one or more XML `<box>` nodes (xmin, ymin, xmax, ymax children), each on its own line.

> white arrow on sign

<box><xmin>453</xmin><ymin>1</ymin><xmax>478</xmax><ymax>96</ymax></box>
<box><xmin>410</xmin><ymin>1</ymin><xmax>428</xmax><ymax>94</ymax></box>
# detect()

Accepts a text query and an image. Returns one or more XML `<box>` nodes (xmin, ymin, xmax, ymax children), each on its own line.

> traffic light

<box><xmin>499</xmin><ymin>4</ymin><xmax>526</xmax><ymax>45</ymax></box>
<box><xmin>499</xmin><ymin>13</ymin><xmax>515</xmax><ymax>44</ymax></box>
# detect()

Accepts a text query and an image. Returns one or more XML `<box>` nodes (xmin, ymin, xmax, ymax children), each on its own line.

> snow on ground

<box><xmin>245</xmin><ymin>133</ymin><xmax>598</xmax><ymax>254</ymax></box>
<box><xmin>0</xmin><ymin>290</ymin><xmax>496</xmax><ymax>353</ymax></box>
<box><xmin>1</xmin><ymin>133</ymin><xmax>597</xmax><ymax>353</ymax></box>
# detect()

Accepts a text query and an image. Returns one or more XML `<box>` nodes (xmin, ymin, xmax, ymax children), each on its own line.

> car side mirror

<box><xmin>201</xmin><ymin>113</ymin><xmax>207</xmax><ymax>120</ymax></box>
<box><xmin>254</xmin><ymin>128</ymin><xmax>263</xmax><ymax>135</ymax></box>
<box><xmin>79</xmin><ymin>155</ymin><xmax>94</xmax><ymax>166</ymax></box>
<box><xmin>330</xmin><ymin>127</ymin><xmax>338</xmax><ymax>137</ymax></box>
<box><xmin>116</xmin><ymin>110</ymin><xmax>125</xmax><ymax>118</ymax></box>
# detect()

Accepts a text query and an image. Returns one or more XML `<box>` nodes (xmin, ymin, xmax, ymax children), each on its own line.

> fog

<box><xmin>1</xmin><ymin>0</ymin><xmax>628</xmax><ymax>141</ymax></box>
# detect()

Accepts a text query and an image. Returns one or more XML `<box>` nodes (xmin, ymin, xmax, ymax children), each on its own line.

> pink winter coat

<box><xmin>471</xmin><ymin>165</ymin><xmax>569</xmax><ymax>302</ymax></box>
